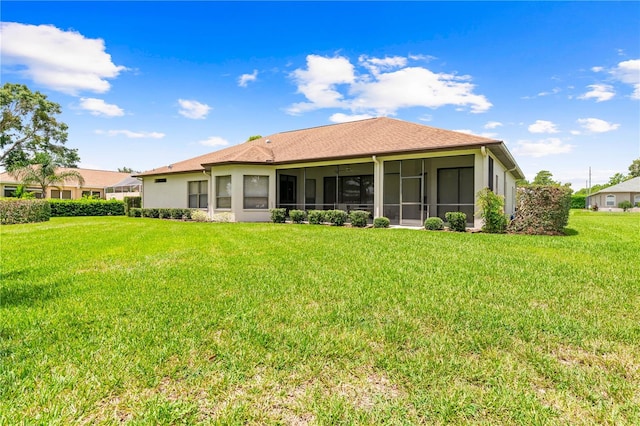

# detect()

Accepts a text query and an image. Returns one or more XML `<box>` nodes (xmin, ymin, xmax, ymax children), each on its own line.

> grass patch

<box><xmin>1</xmin><ymin>211</ymin><xmax>639</xmax><ymax>424</ymax></box>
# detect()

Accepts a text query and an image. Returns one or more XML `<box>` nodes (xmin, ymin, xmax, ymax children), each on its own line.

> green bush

<box><xmin>477</xmin><ymin>188</ymin><xmax>508</xmax><ymax>233</ymax></box>
<box><xmin>349</xmin><ymin>210</ymin><xmax>370</xmax><ymax>227</ymax></box>
<box><xmin>373</xmin><ymin>216</ymin><xmax>390</xmax><ymax>228</ymax></box>
<box><xmin>124</xmin><ymin>196</ymin><xmax>142</xmax><ymax>216</ymax></box>
<box><xmin>130</xmin><ymin>208</ymin><xmax>142</xmax><ymax>217</ymax></box>
<box><xmin>618</xmin><ymin>200</ymin><xmax>633</xmax><ymax>211</ymax></box>
<box><xmin>289</xmin><ymin>209</ymin><xmax>306</xmax><ymax>223</ymax></box>
<box><xmin>158</xmin><ymin>208</ymin><xmax>171</xmax><ymax>219</ymax></box>
<box><xmin>570</xmin><ymin>195</ymin><xmax>586</xmax><ymax>209</ymax></box>
<box><xmin>508</xmin><ymin>185</ymin><xmax>571</xmax><ymax>235</ymax></box>
<box><xmin>0</xmin><ymin>198</ymin><xmax>51</xmax><ymax>225</ymax></box>
<box><xmin>424</xmin><ymin>217</ymin><xmax>444</xmax><ymax>230</ymax></box>
<box><xmin>49</xmin><ymin>199</ymin><xmax>125</xmax><ymax>217</ymax></box>
<box><xmin>325</xmin><ymin>209</ymin><xmax>348</xmax><ymax>226</ymax></box>
<box><xmin>307</xmin><ymin>210</ymin><xmax>326</xmax><ymax>225</ymax></box>
<box><xmin>270</xmin><ymin>208</ymin><xmax>287</xmax><ymax>223</ymax></box>
<box><xmin>191</xmin><ymin>210</ymin><xmax>209</xmax><ymax>222</ymax></box>
<box><xmin>143</xmin><ymin>208</ymin><xmax>160</xmax><ymax>218</ymax></box>
<box><xmin>445</xmin><ymin>211</ymin><xmax>467</xmax><ymax>232</ymax></box>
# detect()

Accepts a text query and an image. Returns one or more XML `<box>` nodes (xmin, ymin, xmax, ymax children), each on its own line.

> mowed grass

<box><xmin>1</xmin><ymin>211</ymin><xmax>639</xmax><ymax>425</ymax></box>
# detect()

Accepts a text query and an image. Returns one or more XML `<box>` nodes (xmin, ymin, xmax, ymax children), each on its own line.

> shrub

<box><xmin>158</xmin><ymin>208</ymin><xmax>172</xmax><ymax>219</ymax></box>
<box><xmin>570</xmin><ymin>195</ymin><xmax>586</xmax><ymax>209</ymax></box>
<box><xmin>618</xmin><ymin>200</ymin><xmax>633</xmax><ymax>211</ymax></box>
<box><xmin>477</xmin><ymin>188</ymin><xmax>508</xmax><ymax>233</ymax></box>
<box><xmin>424</xmin><ymin>217</ymin><xmax>444</xmax><ymax>230</ymax></box>
<box><xmin>270</xmin><ymin>208</ymin><xmax>287</xmax><ymax>223</ymax></box>
<box><xmin>0</xmin><ymin>198</ymin><xmax>51</xmax><ymax>225</ymax></box>
<box><xmin>445</xmin><ymin>211</ymin><xmax>467</xmax><ymax>232</ymax></box>
<box><xmin>289</xmin><ymin>209</ymin><xmax>306</xmax><ymax>224</ymax></box>
<box><xmin>130</xmin><ymin>207</ymin><xmax>142</xmax><ymax>217</ymax></box>
<box><xmin>307</xmin><ymin>210</ymin><xmax>326</xmax><ymax>225</ymax></box>
<box><xmin>325</xmin><ymin>209</ymin><xmax>348</xmax><ymax>226</ymax></box>
<box><xmin>349</xmin><ymin>210</ymin><xmax>370</xmax><ymax>227</ymax></box>
<box><xmin>507</xmin><ymin>185</ymin><xmax>571</xmax><ymax>235</ymax></box>
<box><xmin>191</xmin><ymin>210</ymin><xmax>209</xmax><ymax>222</ymax></box>
<box><xmin>49</xmin><ymin>199</ymin><xmax>125</xmax><ymax>217</ymax></box>
<box><xmin>373</xmin><ymin>216</ymin><xmax>390</xmax><ymax>228</ymax></box>
<box><xmin>142</xmin><ymin>208</ymin><xmax>160</xmax><ymax>218</ymax></box>
<box><xmin>211</xmin><ymin>212</ymin><xmax>234</xmax><ymax>222</ymax></box>
<box><xmin>124</xmin><ymin>196</ymin><xmax>142</xmax><ymax>216</ymax></box>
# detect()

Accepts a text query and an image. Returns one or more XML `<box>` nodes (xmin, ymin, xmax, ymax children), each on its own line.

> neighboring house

<box><xmin>105</xmin><ymin>176</ymin><xmax>143</xmax><ymax>201</ymax></box>
<box><xmin>136</xmin><ymin>117</ymin><xmax>525</xmax><ymax>227</ymax></box>
<box><xmin>0</xmin><ymin>168</ymin><xmax>134</xmax><ymax>200</ymax></box>
<box><xmin>589</xmin><ymin>176</ymin><xmax>640</xmax><ymax>210</ymax></box>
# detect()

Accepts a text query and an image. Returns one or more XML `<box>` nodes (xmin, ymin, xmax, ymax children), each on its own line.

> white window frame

<box><xmin>188</xmin><ymin>180</ymin><xmax>208</xmax><ymax>209</ymax></box>
<box><xmin>605</xmin><ymin>194</ymin><xmax>615</xmax><ymax>207</ymax></box>
<box><xmin>215</xmin><ymin>175</ymin><xmax>232</xmax><ymax>209</ymax></box>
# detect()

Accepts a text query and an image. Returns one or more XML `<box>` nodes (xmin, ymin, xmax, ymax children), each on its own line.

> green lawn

<box><xmin>1</xmin><ymin>211</ymin><xmax>639</xmax><ymax>425</ymax></box>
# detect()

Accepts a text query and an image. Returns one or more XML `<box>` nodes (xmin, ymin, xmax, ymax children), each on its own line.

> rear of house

<box><xmin>137</xmin><ymin>117</ymin><xmax>525</xmax><ymax>228</ymax></box>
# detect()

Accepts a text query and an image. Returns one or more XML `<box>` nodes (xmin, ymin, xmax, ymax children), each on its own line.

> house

<box><xmin>589</xmin><ymin>176</ymin><xmax>640</xmax><ymax>210</ymax></box>
<box><xmin>136</xmin><ymin>117</ymin><xmax>525</xmax><ymax>227</ymax></box>
<box><xmin>0</xmin><ymin>168</ymin><xmax>135</xmax><ymax>200</ymax></box>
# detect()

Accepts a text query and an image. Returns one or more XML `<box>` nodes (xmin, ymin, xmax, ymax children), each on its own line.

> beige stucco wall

<box><xmin>591</xmin><ymin>192</ymin><xmax>640</xmax><ymax>209</ymax></box>
<box><xmin>142</xmin><ymin>172</ymin><xmax>208</xmax><ymax>209</ymax></box>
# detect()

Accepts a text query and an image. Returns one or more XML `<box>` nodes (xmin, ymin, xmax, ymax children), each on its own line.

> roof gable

<box><xmin>592</xmin><ymin>176</ymin><xmax>640</xmax><ymax>195</ymax></box>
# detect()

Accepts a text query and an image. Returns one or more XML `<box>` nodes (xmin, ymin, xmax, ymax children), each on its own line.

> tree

<box><xmin>10</xmin><ymin>153</ymin><xmax>84</xmax><ymax>198</ymax></box>
<box><xmin>607</xmin><ymin>172</ymin><xmax>628</xmax><ymax>186</ymax></box>
<box><xmin>1</xmin><ymin>83</ymin><xmax>79</xmax><ymax>170</ymax></box>
<box><xmin>117</xmin><ymin>166</ymin><xmax>138</xmax><ymax>173</ymax></box>
<box><xmin>247</xmin><ymin>135</ymin><xmax>262</xmax><ymax>141</ymax></box>
<box><xmin>629</xmin><ymin>158</ymin><xmax>640</xmax><ymax>178</ymax></box>
<box><xmin>532</xmin><ymin>170</ymin><xmax>560</xmax><ymax>186</ymax></box>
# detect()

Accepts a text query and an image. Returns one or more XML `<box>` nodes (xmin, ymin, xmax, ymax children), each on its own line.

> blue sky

<box><xmin>2</xmin><ymin>1</ymin><xmax>638</xmax><ymax>189</ymax></box>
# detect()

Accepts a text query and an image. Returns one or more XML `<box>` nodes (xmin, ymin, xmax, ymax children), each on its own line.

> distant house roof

<box><xmin>0</xmin><ymin>168</ymin><xmax>131</xmax><ymax>188</ymax></box>
<box><xmin>107</xmin><ymin>176</ymin><xmax>142</xmax><ymax>189</ymax></box>
<box><xmin>591</xmin><ymin>176</ymin><xmax>640</xmax><ymax>195</ymax></box>
<box><xmin>136</xmin><ymin>117</ymin><xmax>524</xmax><ymax>179</ymax></box>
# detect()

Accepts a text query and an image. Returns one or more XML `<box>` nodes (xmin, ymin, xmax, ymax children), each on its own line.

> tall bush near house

<box><xmin>507</xmin><ymin>185</ymin><xmax>571</xmax><ymax>235</ymax></box>
<box><xmin>124</xmin><ymin>196</ymin><xmax>142</xmax><ymax>216</ymax></box>
<box><xmin>477</xmin><ymin>188</ymin><xmax>508</xmax><ymax>233</ymax></box>
<box><xmin>445</xmin><ymin>211</ymin><xmax>467</xmax><ymax>232</ymax></box>
<box><xmin>0</xmin><ymin>198</ymin><xmax>50</xmax><ymax>224</ymax></box>
<box><xmin>618</xmin><ymin>200</ymin><xmax>632</xmax><ymax>211</ymax></box>
<box><xmin>570</xmin><ymin>195</ymin><xmax>586</xmax><ymax>209</ymax></box>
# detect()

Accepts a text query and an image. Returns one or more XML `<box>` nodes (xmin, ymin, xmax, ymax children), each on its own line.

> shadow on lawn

<box><xmin>564</xmin><ymin>228</ymin><xmax>579</xmax><ymax>236</ymax></box>
<box><xmin>0</xmin><ymin>269</ymin><xmax>62</xmax><ymax>308</ymax></box>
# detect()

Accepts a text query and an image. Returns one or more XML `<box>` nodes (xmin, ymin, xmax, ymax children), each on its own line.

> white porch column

<box><xmin>473</xmin><ymin>149</ymin><xmax>487</xmax><ymax>228</ymax></box>
<box><xmin>372</xmin><ymin>156</ymin><xmax>383</xmax><ymax>218</ymax></box>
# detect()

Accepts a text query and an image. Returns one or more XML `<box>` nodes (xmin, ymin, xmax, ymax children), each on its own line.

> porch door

<box><xmin>279</xmin><ymin>175</ymin><xmax>297</xmax><ymax>209</ymax></box>
<box><xmin>401</xmin><ymin>176</ymin><xmax>422</xmax><ymax>226</ymax></box>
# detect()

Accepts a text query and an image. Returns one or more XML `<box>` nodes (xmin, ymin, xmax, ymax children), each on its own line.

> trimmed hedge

<box><xmin>508</xmin><ymin>185</ymin><xmax>571</xmax><ymax>235</ymax></box>
<box><xmin>445</xmin><ymin>211</ymin><xmax>467</xmax><ymax>232</ymax></box>
<box><xmin>49</xmin><ymin>199</ymin><xmax>125</xmax><ymax>217</ymax></box>
<box><xmin>124</xmin><ymin>196</ymin><xmax>142</xmax><ymax>216</ymax></box>
<box><xmin>349</xmin><ymin>210</ymin><xmax>370</xmax><ymax>227</ymax></box>
<box><xmin>325</xmin><ymin>209</ymin><xmax>348</xmax><ymax>226</ymax></box>
<box><xmin>138</xmin><ymin>208</ymin><xmax>192</xmax><ymax>219</ymax></box>
<box><xmin>307</xmin><ymin>210</ymin><xmax>326</xmax><ymax>225</ymax></box>
<box><xmin>0</xmin><ymin>198</ymin><xmax>51</xmax><ymax>225</ymax></box>
<box><xmin>289</xmin><ymin>209</ymin><xmax>306</xmax><ymax>223</ymax></box>
<box><xmin>424</xmin><ymin>217</ymin><xmax>444</xmax><ymax>230</ymax></box>
<box><xmin>270</xmin><ymin>208</ymin><xmax>287</xmax><ymax>223</ymax></box>
<box><xmin>373</xmin><ymin>216</ymin><xmax>390</xmax><ymax>228</ymax></box>
<box><xmin>570</xmin><ymin>195</ymin><xmax>586</xmax><ymax>209</ymax></box>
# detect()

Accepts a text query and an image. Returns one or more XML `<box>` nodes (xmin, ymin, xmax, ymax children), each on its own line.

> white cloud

<box><xmin>578</xmin><ymin>84</ymin><xmax>615</xmax><ymax>102</ymax></box>
<box><xmin>238</xmin><ymin>70</ymin><xmax>258</xmax><ymax>87</ymax></box>
<box><xmin>577</xmin><ymin>118</ymin><xmax>620</xmax><ymax>133</ymax></box>
<box><xmin>329</xmin><ymin>113</ymin><xmax>375</xmax><ymax>123</ymax></box>
<box><xmin>79</xmin><ymin>98</ymin><xmax>124</xmax><ymax>117</ymax></box>
<box><xmin>0</xmin><ymin>22</ymin><xmax>126</xmax><ymax>95</ymax></box>
<box><xmin>178</xmin><ymin>99</ymin><xmax>211</xmax><ymax>119</ymax></box>
<box><xmin>198</xmin><ymin>136</ymin><xmax>229</xmax><ymax>147</ymax></box>
<box><xmin>610</xmin><ymin>59</ymin><xmax>640</xmax><ymax>99</ymax></box>
<box><xmin>591</xmin><ymin>66</ymin><xmax>604</xmax><ymax>72</ymax></box>
<box><xmin>512</xmin><ymin>138</ymin><xmax>575</xmax><ymax>158</ymax></box>
<box><xmin>537</xmin><ymin>87</ymin><xmax>561</xmax><ymax>97</ymax></box>
<box><xmin>287</xmin><ymin>54</ymin><xmax>491</xmax><ymax>116</ymax></box>
<box><xmin>528</xmin><ymin>120</ymin><xmax>559</xmax><ymax>134</ymax></box>
<box><xmin>95</xmin><ymin>129</ymin><xmax>165</xmax><ymax>139</ymax></box>
<box><xmin>484</xmin><ymin>121</ymin><xmax>503</xmax><ymax>129</ymax></box>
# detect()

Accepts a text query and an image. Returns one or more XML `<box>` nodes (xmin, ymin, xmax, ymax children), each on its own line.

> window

<box><xmin>216</xmin><ymin>176</ymin><xmax>231</xmax><ymax>209</ymax></box>
<box><xmin>82</xmin><ymin>190</ymin><xmax>101</xmax><ymax>199</ymax></box>
<box><xmin>488</xmin><ymin>157</ymin><xmax>494</xmax><ymax>191</ymax></box>
<box><xmin>188</xmin><ymin>180</ymin><xmax>208</xmax><ymax>208</ymax></box>
<box><xmin>155</xmin><ymin>178</ymin><xmax>167</xmax><ymax>183</ymax></box>
<box><xmin>51</xmin><ymin>189</ymin><xmax>72</xmax><ymax>199</ymax></box>
<box><xmin>244</xmin><ymin>175</ymin><xmax>269</xmax><ymax>209</ymax></box>
<box><xmin>605</xmin><ymin>194</ymin><xmax>615</xmax><ymax>207</ymax></box>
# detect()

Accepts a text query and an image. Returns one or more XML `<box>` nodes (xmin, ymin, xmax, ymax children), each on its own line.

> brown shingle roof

<box><xmin>137</xmin><ymin>117</ymin><xmax>515</xmax><ymax>176</ymax></box>
<box><xmin>0</xmin><ymin>168</ymin><xmax>131</xmax><ymax>188</ymax></box>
